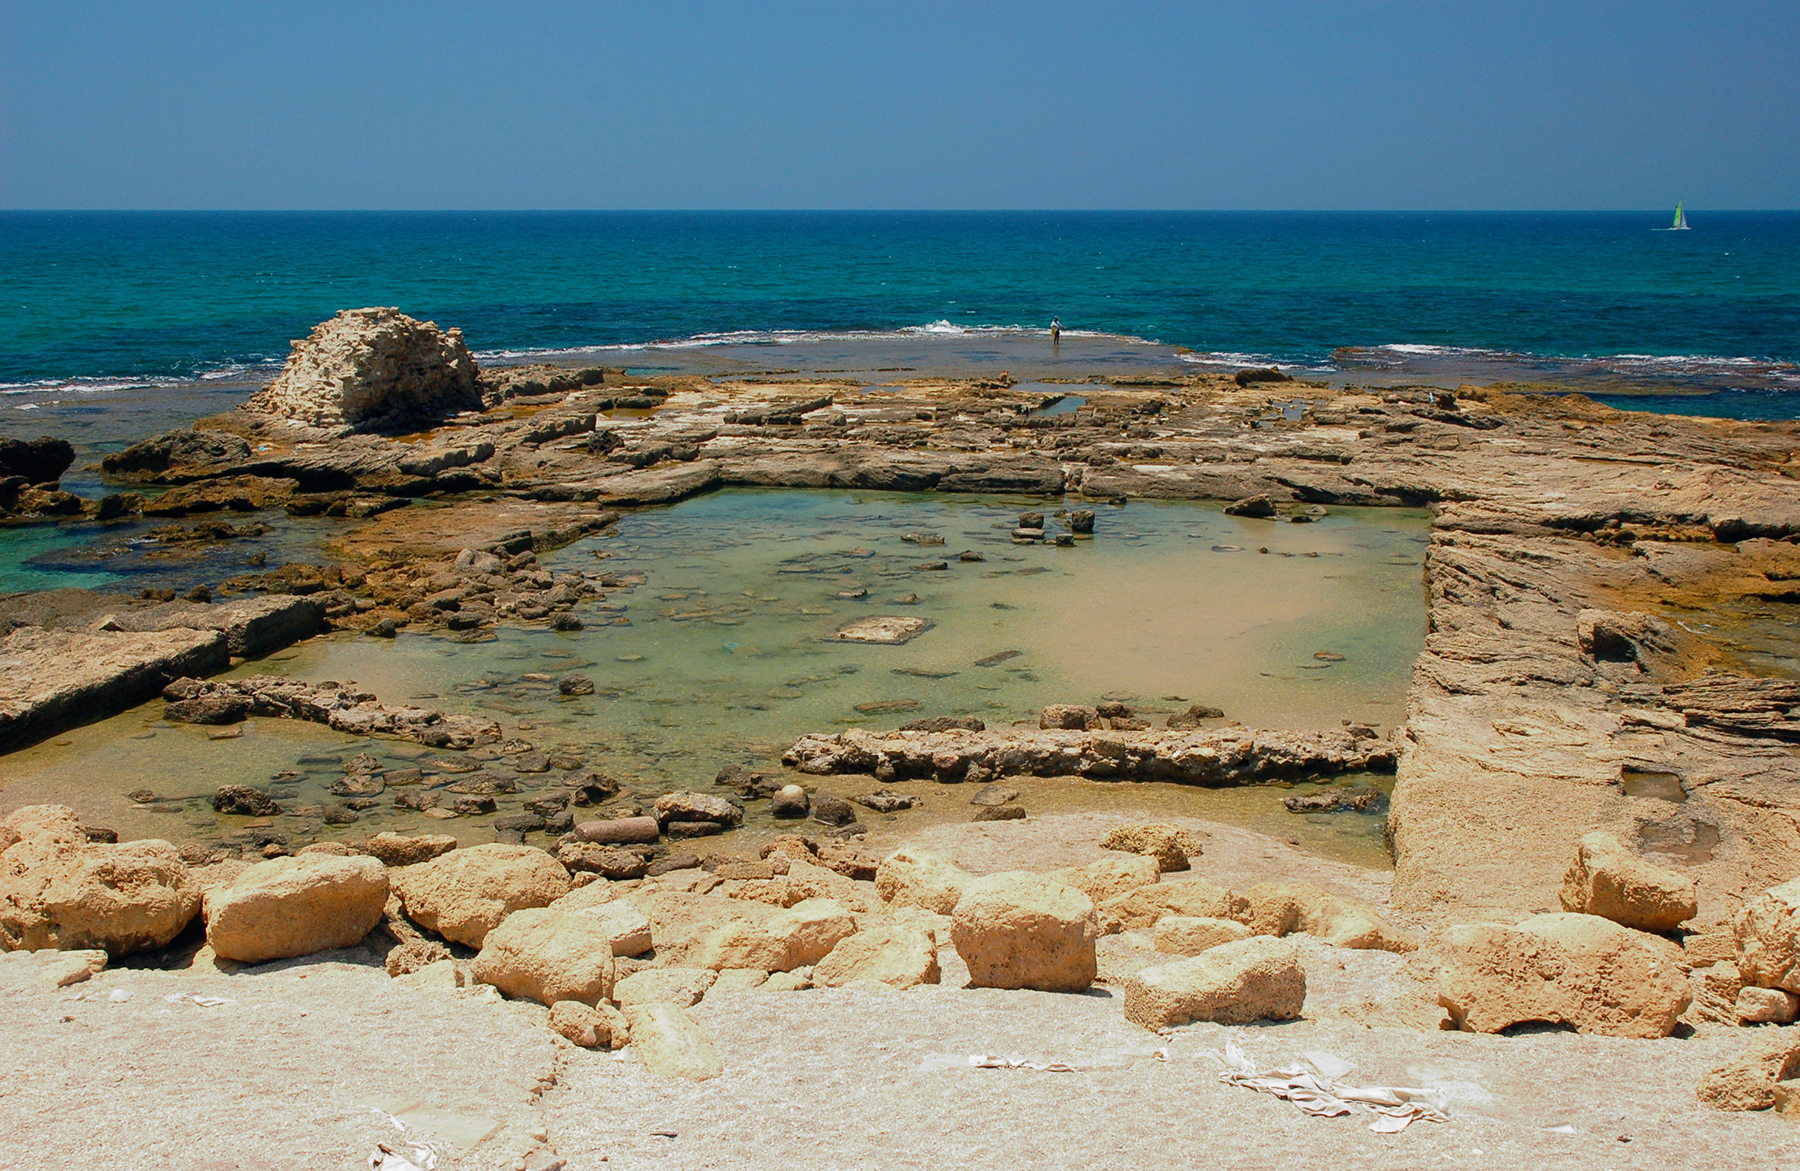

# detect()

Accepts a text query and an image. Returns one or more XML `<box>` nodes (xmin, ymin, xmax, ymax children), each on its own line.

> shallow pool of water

<box><xmin>1</xmin><ymin>488</ymin><xmax>1429</xmax><ymax>864</ymax></box>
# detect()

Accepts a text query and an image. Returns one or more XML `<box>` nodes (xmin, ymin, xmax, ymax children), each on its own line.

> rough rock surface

<box><xmin>786</xmin><ymin>725</ymin><xmax>1395</xmax><ymax>786</ymax></box>
<box><xmin>1433</xmin><ymin>913</ymin><xmax>1691</xmax><ymax>1038</ymax></box>
<box><xmin>1240</xmin><ymin>881</ymin><xmax>1416</xmax><ymax>952</ymax></box>
<box><xmin>365</xmin><ymin>832</ymin><xmax>459</xmax><ymax>868</ymax></box>
<box><xmin>1559</xmin><ymin>831</ymin><xmax>1698</xmax><ymax>933</ymax></box>
<box><xmin>549</xmin><ymin>999</ymin><xmax>629</xmax><ymax>1049</ymax></box>
<box><xmin>471</xmin><ymin>906</ymin><xmax>616</xmax><ymax>1006</ymax></box>
<box><xmin>623</xmin><ymin>1002</ymin><xmax>724</xmax><ymax>1080</ymax></box>
<box><xmin>1096</xmin><ymin>879</ymin><xmax>1247</xmax><ymax>934</ymax></box>
<box><xmin>0</xmin><ymin>806</ymin><xmax>200</xmax><ymax>955</ymax></box>
<box><xmin>813</xmin><ymin>922</ymin><xmax>941</xmax><ymax>989</ymax></box>
<box><xmin>1696</xmin><ymin>1027</ymin><xmax>1800</xmax><ymax>1111</ymax></box>
<box><xmin>874</xmin><ymin>847</ymin><xmax>971</xmax><ymax>914</ymax></box>
<box><xmin>392</xmin><ymin>844</ymin><xmax>571</xmax><ymax>948</ymax></box>
<box><xmin>203</xmin><ymin>854</ymin><xmax>388</xmax><ymax>964</ymax></box>
<box><xmin>162</xmin><ymin>675</ymin><xmax>501</xmax><ymax>749</ymax></box>
<box><xmin>950</xmin><ymin>872</ymin><xmax>1098</xmax><ymax>993</ymax></box>
<box><xmin>1099</xmin><ymin>822</ymin><xmax>1202</xmax><ymax>871</ymax></box>
<box><xmin>693</xmin><ymin>898</ymin><xmax>857</xmax><ymax>972</ymax></box>
<box><xmin>1735</xmin><ymin>878</ymin><xmax>1800</xmax><ymax>993</ymax></box>
<box><xmin>612</xmin><ymin>967</ymin><xmax>717</xmax><ymax>1009</ymax></box>
<box><xmin>243</xmin><ymin>307</ymin><xmax>480</xmax><ymax>428</ymax></box>
<box><xmin>1121</xmin><ymin>937</ymin><xmax>1307</xmax><ymax>1029</ymax></box>
<box><xmin>0</xmin><ymin>627</ymin><xmax>228</xmax><ymax>752</ymax></box>
<box><xmin>1152</xmin><ymin>915</ymin><xmax>1253</xmax><ymax>956</ymax></box>
<box><xmin>1045</xmin><ymin>855</ymin><xmax>1161</xmax><ymax>905</ymax></box>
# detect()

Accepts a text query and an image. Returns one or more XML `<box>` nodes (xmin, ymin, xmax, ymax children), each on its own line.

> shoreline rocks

<box><xmin>243</xmin><ymin>307</ymin><xmax>480</xmax><ymax>429</ymax></box>
<box><xmin>203</xmin><ymin>854</ymin><xmax>388</xmax><ymax>964</ymax></box>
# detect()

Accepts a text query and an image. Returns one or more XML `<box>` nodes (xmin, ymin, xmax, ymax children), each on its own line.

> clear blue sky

<box><xmin>2</xmin><ymin>0</ymin><xmax>1794</xmax><ymax>210</ymax></box>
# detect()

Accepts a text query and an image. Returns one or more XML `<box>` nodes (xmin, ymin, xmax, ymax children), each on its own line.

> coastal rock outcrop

<box><xmin>243</xmin><ymin>307</ymin><xmax>480</xmax><ymax>428</ymax></box>
<box><xmin>161</xmin><ymin>675</ymin><xmax>501</xmax><ymax>748</ymax></box>
<box><xmin>1432</xmin><ymin>912</ymin><xmax>1691</xmax><ymax>1038</ymax></box>
<box><xmin>622</xmin><ymin>1002</ymin><xmax>723</xmax><ymax>1080</ymax></box>
<box><xmin>1559</xmin><ymin>831</ymin><xmax>1698</xmax><ymax>933</ymax></box>
<box><xmin>0</xmin><ymin>805</ymin><xmax>200</xmax><ymax>956</ymax></box>
<box><xmin>784</xmin><ymin>725</ymin><xmax>1394</xmax><ymax>786</ymax></box>
<box><xmin>1152</xmin><ymin>915</ymin><xmax>1253</xmax><ymax>955</ymax></box>
<box><xmin>1095</xmin><ymin>879</ymin><xmax>1247</xmax><ymax>934</ymax></box>
<box><xmin>1121</xmin><ymin>937</ymin><xmax>1307</xmax><ymax>1029</ymax></box>
<box><xmin>202</xmin><ymin>854</ymin><xmax>389</xmax><ymax>963</ymax></box>
<box><xmin>391</xmin><ymin>843</ymin><xmax>571</xmax><ymax>947</ymax></box>
<box><xmin>950</xmin><ymin>872</ymin><xmax>1098</xmax><ymax>992</ymax></box>
<box><xmin>1099</xmin><ymin>822</ymin><xmax>1202</xmax><ymax>871</ymax></box>
<box><xmin>0</xmin><ymin>436</ymin><xmax>76</xmax><ymax>485</ymax></box>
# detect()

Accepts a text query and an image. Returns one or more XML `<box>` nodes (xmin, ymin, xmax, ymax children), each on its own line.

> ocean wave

<box><xmin>471</xmin><ymin>321</ymin><xmax>1136</xmax><ymax>362</ymax></box>
<box><xmin>1174</xmin><ymin>350</ymin><xmax>1327</xmax><ymax>373</ymax></box>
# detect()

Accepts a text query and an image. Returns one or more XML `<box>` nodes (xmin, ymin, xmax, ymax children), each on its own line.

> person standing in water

<box><xmin>1050</xmin><ymin>317</ymin><xmax>1061</xmax><ymax>350</ymax></box>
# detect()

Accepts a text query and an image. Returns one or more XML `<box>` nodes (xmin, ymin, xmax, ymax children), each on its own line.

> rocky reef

<box><xmin>242</xmin><ymin>306</ymin><xmax>481</xmax><ymax>429</ymax></box>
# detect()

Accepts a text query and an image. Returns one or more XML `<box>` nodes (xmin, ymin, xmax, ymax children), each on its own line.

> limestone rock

<box><xmin>1240</xmin><ymin>881</ymin><xmax>1415</xmax><ymax>952</ymax></box>
<box><xmin>622</xmin><ymin>1002</ymin><xmax>722</xmax><ymax>1080</ymax></box>
<box><xmin>1433</xmin><ymin>913</ymin><xmax>1691</xmax><ymax>1038</ymax></box>
<box><xmin>710</xmin><ymin>968</ymin><xmax>771</xmax><ymax>992</ymax></box>
<box><xmin>1121</xmin><ymin>937</ymin><xmax>1307</xmax><ymax>1029</ymax></box>
<box><xmin>1039</xmin><ymin>704</ymin><xmax>1098</xmax><ymax>730</ymax></box>
<box><xmin>472</xmin><ymin>906</ymin><xmax>616</xmax><ymax>1006</ymax></box>
<box><xmin>203</xmin><ymin>854</ymin><xmax>388</xmax><ymax>964</ymax></box>
<box><xmin>1697</xmin><ymin>1028</ymin><xmax>1800</xmax><ymax>1112</ymax></box>
<box><xmin>1096</xmin><ymin>879</ymin><xmax>1247</xmax><ymax>934</ymax></box>
<box><xmin>243</xmin><ymin>308</ymin><xmax>480</xmax><ymax>428</ymax></box>
<box><xmin>813</xmin><ymin>922</ymin><xmax>940</xmax><ymax>989</ymax></box>
<box><xmin>652</xmin><ymin>791</ymin><xmax>744</xmax><ymax>829</ymax></box>
<box><xmin>1737</xmin><ymin>986</ymin><xmax>1800</xmax><ymax>1025</ymax></box>
<box><xmin>392</xmin><ymin>843</ymin><xmax>571</xmax><ymax>947</ymax></box>
<box><xmin>549</xmin><ymin>999</ymin><xmax>629</xmax><ymax>1049</ymax></box>
<box><xmin>365</xmin><ymin>832</ymin><xmax>458</xmax><ymax>868</ymax></box>
<box><xmin>950</xmin><ymin>872</ymin><xmax>1098</xmax><ymax>993</ymax></box>
<box><xmin>1153</xmin><ymin>915</ymin><xmax>1253</xmax><ymax>956</ymax></box>
<box><xmin>612</xmin><ymin>966</ymin><xmax>717</xmax><ymax>1009</ymax></box>
<box><xmin>1735</xmin><ymin>878</ymin><xmax>1800</xmax><ymax>993</ymax></box>
<box><xmin>1045</xmin><ymin>855</ymin><xmax>1161</xmax><ymax>905</ymax></box>
<box><xmin>874</xmin><ymin>847</ymin><xmax>971</xmax><ymax>915</ymax></box>
<box><xmin>1099</xmin><ymin>822</ymin><xmax>1202</xmax><ymax>872</ymax></box>
<box><xmin>1558</xmin><ymin>831</ymin><xmax>1697</xmax><ymax>932</ymax></box>
<box><xmin>572</xmin><ymin>899</ymin><xmax>652</xmax><ymax>957</ymax></box>
<box><xmin>696</xmin><ymin>897</ymin><xmax>856</xmax><ymax>972</ymax></box>
<box><xmin>0</xmin><ymin>813</ymin><xmax>200</xmax><ymax>956</ymax></box>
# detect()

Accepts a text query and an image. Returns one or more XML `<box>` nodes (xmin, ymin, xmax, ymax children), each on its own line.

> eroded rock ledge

<box><xmin>782</xmin><ymin>726</ymin><xmax>1395</xmax><ymax>786</ymax></box>
<box><xmin>162</xmin><ymin>675</ymin><xmax>502</xmax><ymax>748</ymax></box>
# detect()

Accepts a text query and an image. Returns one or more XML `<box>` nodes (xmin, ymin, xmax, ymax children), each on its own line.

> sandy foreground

<box><xmin>2</xmin><ymin>814</ymin><xmax>1791</xmax><ymax>1171</ymax></box>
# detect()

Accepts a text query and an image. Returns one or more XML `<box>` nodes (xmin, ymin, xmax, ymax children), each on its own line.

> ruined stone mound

<box><xmin>243</xmin><ymin>307</ymin><xmax>479</xmax><ymax>428</ymax></box>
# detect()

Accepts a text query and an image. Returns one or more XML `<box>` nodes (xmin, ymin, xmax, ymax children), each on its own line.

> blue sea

<box><xmin>2</xmin><ymin>211</ymin><xmax>1797</xmax><ymax>428</ymax></box>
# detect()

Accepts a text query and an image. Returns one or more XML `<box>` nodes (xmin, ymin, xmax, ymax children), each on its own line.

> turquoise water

<box><xmin>3</xmin><ymin>212</ymin><xmax>1797</xmax><ymax>417</ymax></box>
<box><xmin>0</xmin><ymin>490</ymin><xmax>1428</xmax><ymax>865</ymax></box>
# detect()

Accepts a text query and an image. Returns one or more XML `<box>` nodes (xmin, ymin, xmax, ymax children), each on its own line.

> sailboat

<box><xmin>1656</xmin><ymin>201</ymin><xmax>1691</xmax><ymax>231</ymax></box>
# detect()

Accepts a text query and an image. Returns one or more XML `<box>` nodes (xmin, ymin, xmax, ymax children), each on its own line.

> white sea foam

<box><xmin>472</xmin><ymin>321</ymin><xmax>1141</xmax><ymax>363</ymax></box>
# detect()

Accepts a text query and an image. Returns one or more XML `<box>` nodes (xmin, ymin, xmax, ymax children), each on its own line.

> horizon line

<box><xmin>3</xmin><ymin>207</ymin><xmax>1796</xmax><ymax>215</ymax></box>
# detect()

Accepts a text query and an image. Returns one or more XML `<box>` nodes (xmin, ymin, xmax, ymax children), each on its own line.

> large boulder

<box><xmin>951</xmin><ymin>872</ymin><xmax>1097</xmax><ymax>993</ymax></box>
<box><xmin>1735</xmin><ymin>878</ymin><xmax>1800</xmax><ymax>993</ymax></box>
<box><xmin>1697</xmin><ymin>1028</ymin><xmax>1800</xmax><ymax>1112</ymax></box>
<box><xmin>242</xmin><ymin>307</ymin><xmax>480</xmax><ymax>428</ymax></box>
<box><xmin>1095</xmin><ymin>879</ymin><xmax>1247</xmax><ymax>934</ymax></box>
<box><xmin>813</xmin><ymin>922</ymin><xmax>940</xmax><ymax>989</ymax></box>
<box><xmin>1433</xmin><ymin>913</ymin><xmax>1691</xmax><ymax>1038</ymax></box>
<box><xmin>1240</xmin><ymin>881</ymin><xmax>1416</xmax><ymax>952</ymax></box>
<box><xmin>471</xmin><ymin>906</ymin><xmax>616</xmax><ymax>1006</ymax></box>
<box><xmin>0</xmin><ymin>436</ymin><xmax>76</xmax><ymax>485</ymax></box>
<box><xmin>391</xmin><ymin>843</ymin><xmax>570</xmax><ymax>947</ymax></box>
<box><xmin>1121</xmin><ymin>937</ymin><xmax>1307</xmax><ymax>1029</ymax></box>
<box><xmin>1</xmin><ymin>807</ymin><xmax>200</xmax><ymax>956</ymax></box>
<box><xmin>549</xmin><ymin>888</ymin><xmax>653</xmax><ymax>957</ymax></box>
<box><xmin>203</xmin><ymin>854</ymin><xmax>388</xmax><ymax>963</ymax></box>
<box><xmin>1045</xmin><ymin>855</ymin><xmax>1161</xmax><ymax>905</ymax></box>
<box><xmin>874</xmin><ymin>848</ymin><xmax>971</xmax><ymax>915</ymax></box>
<box><xmin>694</xmin><ymin>897</ymin><xmax>856</xmax><ymax>972</ymax></box>
<box><xmin>1559</xmin><ymin>831</ymin><xmax>1697</xmax><ymax>933</ymax></box>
